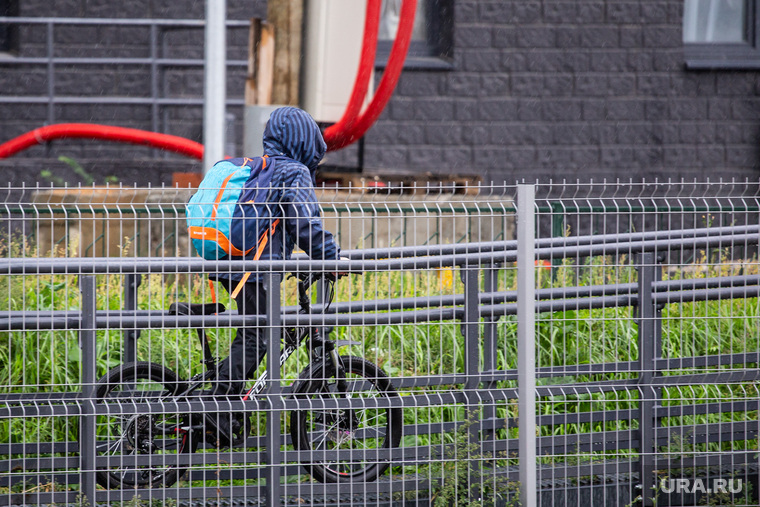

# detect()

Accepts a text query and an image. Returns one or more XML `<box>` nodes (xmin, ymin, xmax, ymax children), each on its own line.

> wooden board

<box><xmin>316</xmin><ymin>171</ymin><xmax>484</xmax><ymax>195</ymax></box>
<box><xmin>245</xmin><ymin>18</ymin><xmax>275</xmax><ymax>106</ymax></box>
<box><xmin>267</xmin><ymin>0</ymin><xmax>303</xmax><ymax>105</ymax></box>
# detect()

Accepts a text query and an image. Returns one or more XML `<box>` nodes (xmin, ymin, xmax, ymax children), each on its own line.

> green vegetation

<box><xmin>1</xmin><ymin>237</ymin><xmax>758</xmax><ymax>504</ymax></box>
<box><xmin>425</xmin><ymin>417</ymin><xmax>519</xmax><ymax>507</ymax></box>
<box><xmin>39</xmin><ymin>156</ymin><xmax>119</xmax><ymax>186</ymax></box>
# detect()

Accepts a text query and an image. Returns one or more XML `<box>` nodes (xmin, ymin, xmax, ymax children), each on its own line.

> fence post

<box><xmin>316</xmin><ymin>277</ymin><xmax>332</xmax><ymax>341</ymax></box>
<box><xmin>460</xmin><ymin>263</ymin><xmax>481</xmax><ymax>500</ymax></box>
<box><xmin>123</xmin><ymin>273</ymin><xmax>142</xmax><ymax>364</ymax></box>
<box><xmin>636</xmin><ymin>252</ymin><xmax>661</xmax><ymax>506</ymax></box>
<box><xmin>263</xmin><ymin>272</ymin><xmax>282</xmax><ymax>507</ymax></box>
<box><xmin>79</xmin><ymin>275</ymin><xmax>97</xmax><ymax>506</ymax></box>
<box><xmin>481</xmin><ymin>265</ymin><xmax>500</xmax><ymax>443</ymax></box>
<box><xmin>517</xmin><ymin>184</ymin><xmax>537</xmax><ymax>507</ymax></box>
<box><xmin>460</xmin><ymin>265</ymin><xmax>480</xmax><ymax>395</ymax></box>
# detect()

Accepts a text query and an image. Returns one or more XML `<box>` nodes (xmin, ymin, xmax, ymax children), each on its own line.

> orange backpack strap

<box><xmin>230</xmin><ymin>218</ymin><xmax>281</xmax><ymax>299</ymax></box>
<box><xmin>208</xmin><ymin>279</ymin><xmax>217</xmax><ymax>304</ymax></box>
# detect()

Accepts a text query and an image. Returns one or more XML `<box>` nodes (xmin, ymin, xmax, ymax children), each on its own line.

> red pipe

<box><xmin>0</xmin><ymin>1</ymin><xmax>414</xmax><ymax>159</ymax></box>
<box><xmin>324</xmin><ymin>0</ymin><xmax>381</xmax><ymax>141</ymax></box>
<box><xmin>0</xmin><ymin>123</ymin><xmax>204</xmax><ymax>160</ymax></box>
<box><xmin>324</xmin><ymin>0</ymin><xmax>416</xmax><ymax>151</ymax></box>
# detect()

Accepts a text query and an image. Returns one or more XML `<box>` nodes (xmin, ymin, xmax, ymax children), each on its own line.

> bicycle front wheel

<box><xmin>290</xmin><ymin>355</ymin><xmax>403</xmax><ymax>483</ymax></box>
<box><xmin>92</xmin><ymin>362</ymin><xmax>198</xmax><ymax>489</ymax></box>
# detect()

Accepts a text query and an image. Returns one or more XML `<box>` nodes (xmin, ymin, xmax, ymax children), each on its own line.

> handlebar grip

<box><xmin>297</xmin><ymin>272</ymin><xmax>336</xmax><ymax>310</ymax></box>
<box><xmin>299</xmin><ymin>272</ymin><xmax>321</xmax><ymax>291</ymax></box>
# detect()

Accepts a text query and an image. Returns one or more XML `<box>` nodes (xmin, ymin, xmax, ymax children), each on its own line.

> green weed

<box><xmin>1</xmin><ymin>240</ymin><xmax>758</xmax><ymax>497</ymax></box>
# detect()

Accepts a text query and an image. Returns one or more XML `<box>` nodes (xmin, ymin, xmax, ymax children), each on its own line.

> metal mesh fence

<box><xmin>532</xmin><ymin>181</ymin><xmax>760</xmax><ymax>507</ymax></box>
<box><xmin>0</xmin><ymin>181</ymin><xmax>758</xmax><ymax>506</ymax></box>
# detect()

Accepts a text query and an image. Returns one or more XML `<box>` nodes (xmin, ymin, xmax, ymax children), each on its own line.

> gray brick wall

<box><xmin>0</xmin><ymin>0</ymin><xmax>265</xmax><ymax>185</ymax></box>
<box><xmin>357</xmin><ymin>0</ymin><xmax>760</xmax><ymax>184</ymax></box>
<box><xmin>1</xmin><ymin>0</ymin><xmax>760</xmax><ymax>186</ymax></box>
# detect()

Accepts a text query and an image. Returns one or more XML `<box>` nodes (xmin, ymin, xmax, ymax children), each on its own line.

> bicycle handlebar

<box><xmin>297</xmin><ymin>272</ymin><xmax>320</xmax><ymax>290</ymax></box>
<box><xmin>297</xmin><ymin>272</ymin><xmax>336</xmax><ymax>314</ymax></box>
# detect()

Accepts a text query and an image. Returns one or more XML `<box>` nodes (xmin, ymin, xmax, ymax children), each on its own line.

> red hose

<box><xmin>0</xmin><ymin>123</ymin><xmax>204</xmax><ymax>160</ymax></box>
<box><xmin>0</xmin><ymin>2</ymin><xmax>414</xmax><ymax>159</ymax></box>
<box><xmin>324</xmin><ymin>0</ymin><xmax>381</xmax><ymax>141</ymax></box>
<box><xmin>324</xmin><ymin>0</ymin><xmax>416</xmax><ymax>151</ymax></box>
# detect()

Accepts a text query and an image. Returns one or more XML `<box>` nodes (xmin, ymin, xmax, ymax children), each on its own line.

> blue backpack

<box><xmin>186</xmin><ymin>156</ymin><xmax>274</xmax><ymax>260</ymax></box>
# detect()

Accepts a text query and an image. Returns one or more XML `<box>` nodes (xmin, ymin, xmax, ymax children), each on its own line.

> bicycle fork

<box><xmin>310</xmin><ymin>330</ymin><xmax>348</xmax><ymax>392</ymax></box>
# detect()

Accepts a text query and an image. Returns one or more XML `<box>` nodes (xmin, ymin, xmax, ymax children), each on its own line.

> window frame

<box><xmin>0</xmin><ymin>0</ymin><xmax>19</xmax><ymax>56</ymax></box>
<box><xmin>684</xmin><ymin>0</ymin><xmax>760</xmax><ymax>69</ymax></box>
<box><xmin>375</xmin><ymin>0</ymin><xmax>454</xmax><ymax>71</ymax></box>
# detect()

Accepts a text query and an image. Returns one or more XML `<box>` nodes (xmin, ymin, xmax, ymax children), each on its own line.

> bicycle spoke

<box><xmin>92</xmin><ymin>363</ymin><xmax>196</xmax><ymax>489</ymax></box>
<box><xmin>292</xmin><ymin>356</ymin><xmax>402</xmax><ymax>482</ymax></box>
<box><xmin>310</xmin><ymin>418</ymin><xmax>340</xmax><ymax>449</ymax></box>
<box><xmin>97</xmin><ymin>437</ymin><xmax>128</xmax><ymax>455</ymax></box>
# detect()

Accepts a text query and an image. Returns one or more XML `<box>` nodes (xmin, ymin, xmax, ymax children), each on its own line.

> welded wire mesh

<box><xmin>533</xmin><ymin>181</ymin><xmax>760</xmax><ymax>507</ymax></box>
<box><xmin>0</xmin><ymin>181</ymin><xmax>758</xmax><ymax>506</ymax></box>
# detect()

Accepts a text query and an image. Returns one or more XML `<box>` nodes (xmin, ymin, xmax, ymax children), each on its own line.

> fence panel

<box><xmin>533</xmin><ymin>181</ymin><xmax>760</xmax><ymax>507</ymax></box>
<box><xmin>0</xmin><ymin>181</ymin><xmax>758</xmax><ymax>506</ymax></box>
<box><xmin>0</xmin><ymin>16</ymin><xmax>249</xmax><ymax>139</ymax></box>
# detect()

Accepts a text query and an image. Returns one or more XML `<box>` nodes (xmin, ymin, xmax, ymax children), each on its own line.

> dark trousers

<box><xmin>214</xmin><ymin>279</ymin><xmax>268</xmax><ymax>396</ymax></box>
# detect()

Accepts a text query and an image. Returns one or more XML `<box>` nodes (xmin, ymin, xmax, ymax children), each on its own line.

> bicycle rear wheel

<box><xmin>290</xmin><ymin>355</ymin><xmax>403</xmax><ymax>483</ymax></box>
<box><xmin>92</xmin><ymin>362</ymin><xmax>198</xmax><ymax>489</ymax></box>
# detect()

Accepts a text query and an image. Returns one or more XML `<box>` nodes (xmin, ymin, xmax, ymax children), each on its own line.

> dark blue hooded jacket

<box><xmin>212</xmin><ymin>107</ymin><xmax>339</xmax><ymax>283</ymax></box>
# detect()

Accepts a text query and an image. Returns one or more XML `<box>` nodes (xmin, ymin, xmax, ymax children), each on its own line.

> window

<box><xmin>683</xmin><ymin>0</ymin><xmax>760</xmax><ymax>68</ymax></box>
<box><xmin>376</xmin><ymin>0</ymin><xmax>453</xmax><ymax>70</ymax></box>
<box><xmin>0</xmin><ymin>0</ymin><xmax>19</xmax><ymax>55</ymax></box>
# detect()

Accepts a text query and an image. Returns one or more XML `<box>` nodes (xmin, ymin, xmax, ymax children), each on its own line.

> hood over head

<box><xmin>262</xmin><ymin>107</ymin><xmax>327</xmax><ymax>180</ymax></box>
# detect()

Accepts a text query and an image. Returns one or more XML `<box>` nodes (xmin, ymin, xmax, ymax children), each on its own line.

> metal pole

<box><xmin>481</xmin><ymin>266</ymin><xmax>500</xmax><ymax>442</ymax></box>
<box><xmin>203</xmin><ymin>0</ymin><xmax>227</xmax><ymax>173</ymax></box>
<box><xmin>316</xmin><ymin>278</ymin><xmax>331</xmax><ymax>341</ymax></box>
<box><xmin>150</xmin><ymin>24</ymin><xmax>159</xmax><ymax>136</ymax></box>
<box><xmin>263</xmin><ymin>272</ymin><xmax>282</xmax><ymax>507</ymax></box>
<box><xmin>123</xmin><ymin>273</ymin><xmax>142</xmax><ymax>364</ymax></box>
<box><xmin>517</xmin><ymin>184</ymin><xmax>537</xmax><ymax>506</ymax></box>
<box><xmin>460</xmin><ymin>265</ymin><xmax>481</xmax><ymax>502</ymax></box>
<box><xmin>636</xmin><ymin>252</ymin><xmax>660</xmax><ymax>506</ymax></box>
<box><xmin>461</xmin><ymin>266</ymin><xmax>480</xmax><ymax>395</ymax></box>
<box><xmin>79</xmin><ymin>275</ymin><xmax>97</xmax><ymax>505</ymax></box>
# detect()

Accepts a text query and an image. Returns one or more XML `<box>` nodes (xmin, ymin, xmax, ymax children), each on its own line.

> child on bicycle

<box><xmin>207</xmin><ymin>106</ymin><xmax>340</xmax><ymax>446</ymax></box>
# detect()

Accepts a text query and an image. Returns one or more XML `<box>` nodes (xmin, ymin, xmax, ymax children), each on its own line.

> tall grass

<box><xmin>1</xmin><ymin>242</ymin><xmax>758</xmax><ymax>478</ymax></box>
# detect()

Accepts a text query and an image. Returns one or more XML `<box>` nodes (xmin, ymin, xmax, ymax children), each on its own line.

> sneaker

<box><xmin>204</xmin><ymin>412</ymin><xmax>248</xmax><ymax>448</ymax></box>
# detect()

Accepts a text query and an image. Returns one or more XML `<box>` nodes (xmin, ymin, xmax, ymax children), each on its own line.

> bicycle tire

<box><xmin>91</xmin><ymin>361</ymin><xmax>198</xmax><ymax>489</ymax></box>
<box><xmin>290</xmin><ymin>355</ymin><xmax>403</xmax><ymax>483</ymax></box>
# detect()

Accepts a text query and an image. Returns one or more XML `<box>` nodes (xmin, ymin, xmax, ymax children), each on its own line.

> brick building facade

<box><xmin>1</xmin><ymin>0</ymin><xmax>759</xmax><ymax>187</ymax></box>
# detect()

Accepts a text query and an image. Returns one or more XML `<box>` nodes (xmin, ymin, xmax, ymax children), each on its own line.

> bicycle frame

<box><xmin>92</xmin><ymin>272</ymin><xmax>401</xmax><ymax>489</ymax></box>
<box><xmin>183</xmin><ymin>274</ymin><xmax>346</xmax><ymax>403</ymax></box>
<box><xmin>242</xmin><ymin>326</ymin><xmax>318</xmax><ymax>401</ymax></box>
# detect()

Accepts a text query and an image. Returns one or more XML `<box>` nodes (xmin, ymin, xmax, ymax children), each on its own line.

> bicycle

<box><xmin>89</xmin><ymin>273</ymin><xmax>403</xmax><ymax>489</ymax></box>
